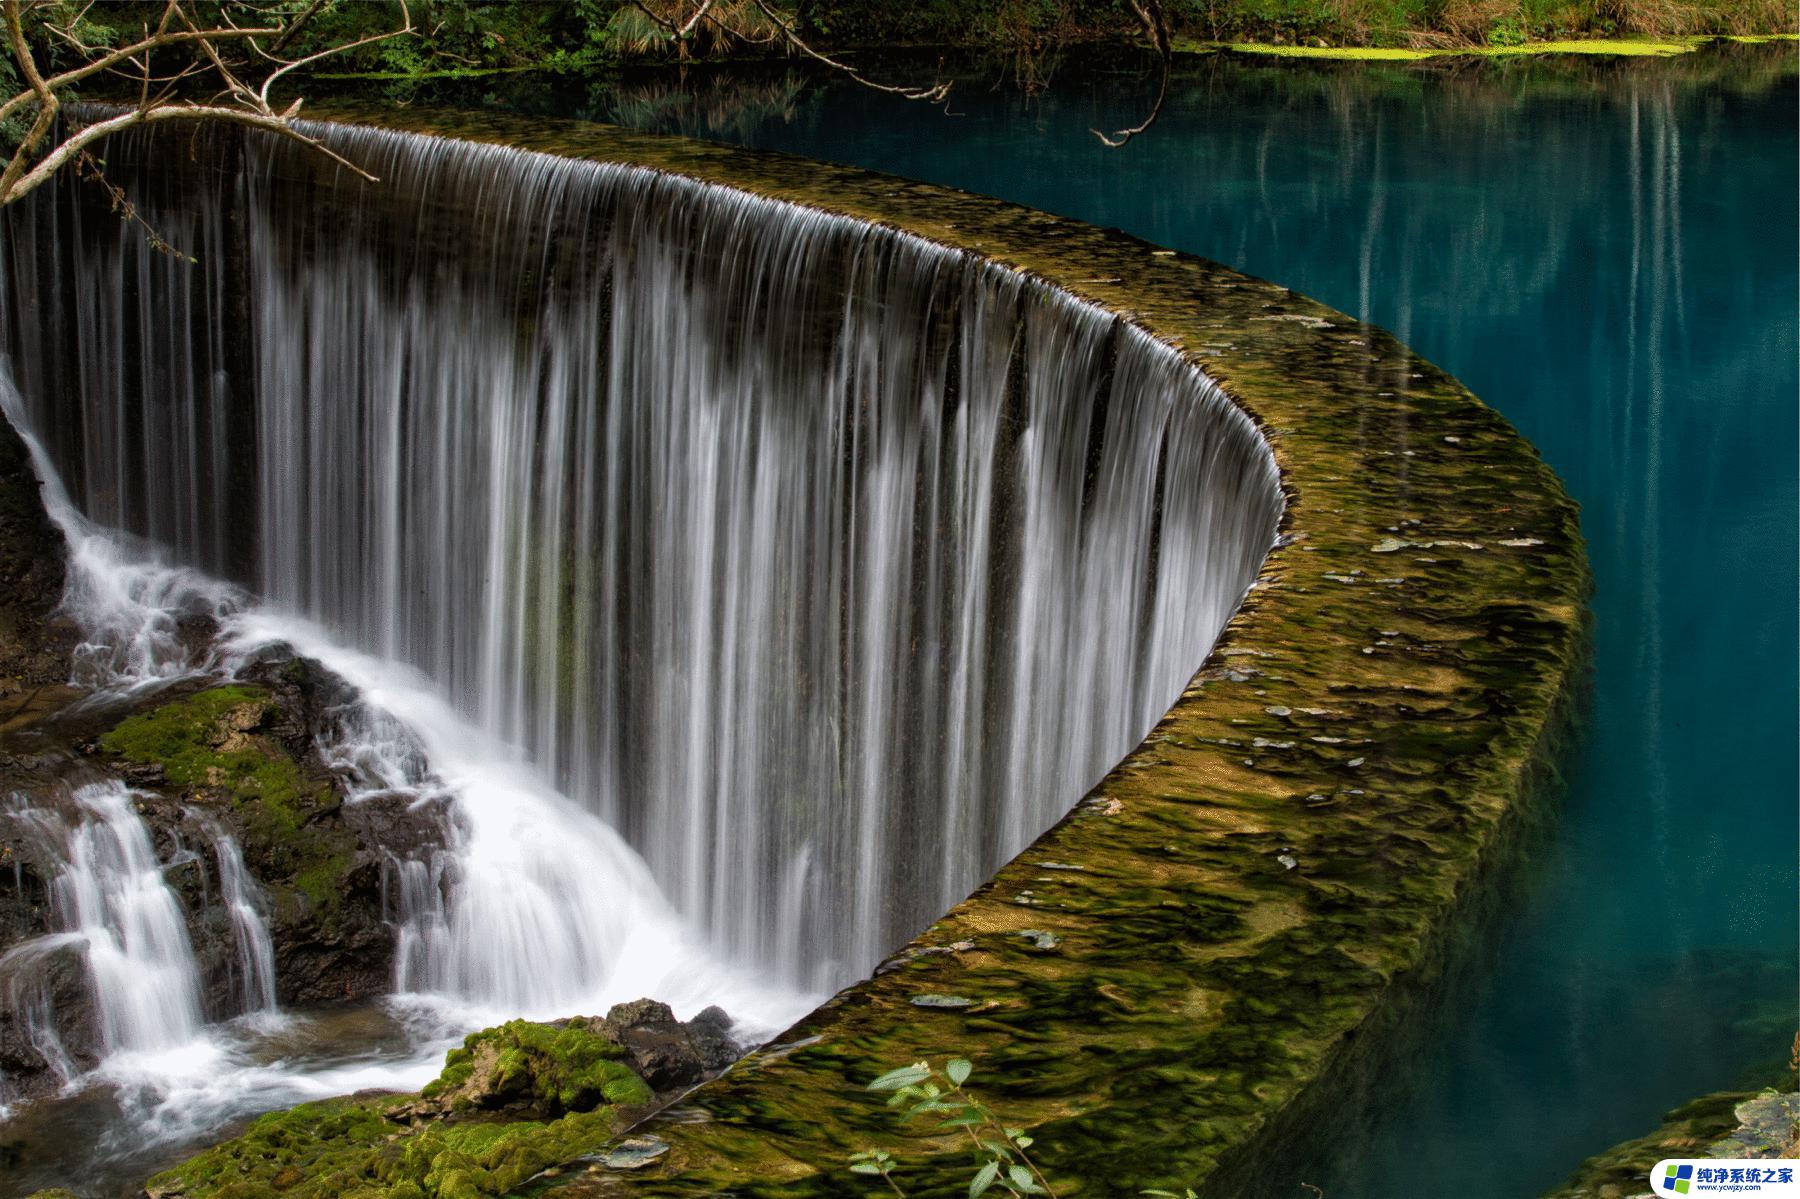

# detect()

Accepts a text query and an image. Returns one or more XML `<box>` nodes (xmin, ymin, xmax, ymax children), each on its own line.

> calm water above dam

<box><xmin>444</xmin><ymin>44</ymin><xmax>1799</xmax><ymax>1197</ymax></box>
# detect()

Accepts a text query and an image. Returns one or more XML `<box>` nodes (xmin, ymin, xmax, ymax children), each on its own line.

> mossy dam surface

<box><xmin>0</xmin><ymin>105</ymin><xmax>1585</xmax><ymax>1197</ymax></box>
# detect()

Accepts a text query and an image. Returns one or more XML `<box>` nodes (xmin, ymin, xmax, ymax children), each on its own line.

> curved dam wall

<box><xmin>0</xmin><ymin>123</ymin><xmax>1281</xmax><ymax>992</ymax></box>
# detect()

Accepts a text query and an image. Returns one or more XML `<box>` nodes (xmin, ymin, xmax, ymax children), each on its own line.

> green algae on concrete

<box><xmin>146</xmin><ymin>1021</ymin><xmax>653</xmax><ymax>1199</ymax></box>
<box><xmin>219</xmin><ymin>106</ymin><xmax>1593</xmax><ymax>1197</ymax></box>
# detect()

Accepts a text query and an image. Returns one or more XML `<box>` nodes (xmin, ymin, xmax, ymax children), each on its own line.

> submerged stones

<box><xmin>596</xmin><ymin>1137</ymin><xmax>670</xmax><ymax>1170</ymax></box>
<box><xmin>907</xmin><ymin>994</ymin><xmax>975</xmax><ymax>1009</ymax></box>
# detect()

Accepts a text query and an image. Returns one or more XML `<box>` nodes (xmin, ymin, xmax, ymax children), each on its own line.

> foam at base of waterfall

<box><xmin>0</xmin><ymin>369</ymin><xmax>812</xmax><ymax>1155</ymax></box>
<box><xmin>220</xmin><ymin>608</ymin><xmax>814</xmax><ymax>1034</ymax></box>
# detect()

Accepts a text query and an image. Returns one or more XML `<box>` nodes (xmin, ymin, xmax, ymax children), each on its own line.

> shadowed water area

<box><xmin>369</xmin><ymin>41</ymin><xmax>1800</xmax><ymax>1199</ymax></box>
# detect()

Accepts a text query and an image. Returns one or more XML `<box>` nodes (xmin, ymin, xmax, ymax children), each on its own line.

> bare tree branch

<box><xmin>0</xmin><ymin>0</ymin><xmax>415</xmax><ymax>211</ymax></box>
<box><xmin>266</xmin><ymin>0</ymin><xmax>328</xmax><ymax>56</ymax></box>
<box><xmin>254</xmin><ymin>0</ymin><xmax>413</xmax><ymax>111</ymax></box>
<box><xmin>629</xmin><ymin>0</ymin><xmax>724</xmax><ymax>39</ymax></box>
<box><xmin>1092</xmin><ymin>0</ymin><xmax>1172</xmax><ymax>147</ymax></box>
<box><xmin>5</xmin><ymin>98</ymin><xmax>381</xmax><ymax>207</ymax></box>
<box><xmin>0</xmin><ymin>16</ymin><xmax>280</xmax><ymax>128</ymax></box>
<box><xmin>3</xmin><ymin>0</ymin><xmax>67</xmax><ymax>201</ymax></box>
<box><xmin>745</xmin><ymin>0</ymin><xmax>952</xmax><ymax>103</ymax></box>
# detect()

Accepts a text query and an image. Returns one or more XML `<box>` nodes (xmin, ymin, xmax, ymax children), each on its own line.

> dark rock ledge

<box><xmin>0</xmin><ymin>652</ymin><xmax>452</xmax><ymax>1100</ymax></box>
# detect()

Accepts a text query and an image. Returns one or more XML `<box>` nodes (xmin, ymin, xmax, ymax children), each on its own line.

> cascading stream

<box><xmin>0</xmin><ymin>371</ymin><xmax>806</xmax><ymax>1160</ymax></box>
<box><xmin>0</xmin><ymin>120</ymin><xmax>1282</xmax><ymax>1001</ymax></box>
<box><xmin>209</xmin><ymin>831</ymin><xmax>277</xmax><ymax>1019</ymax></box>
<box><xmin>55</xmin><ymin>782</ymin><xmax>204</xmax><ymax>1056</ymax></box>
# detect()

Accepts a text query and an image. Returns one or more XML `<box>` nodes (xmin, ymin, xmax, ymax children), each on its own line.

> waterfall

<box><xmin>0</xmin><ymin>120</ymin><xmax>1282</xmax><ymax>996</ymax></box>
<box><xmin>63</xmin><ymin>783</ymin><xmax>205</xmax><ymax>1053</ymax></box>
<box><xmin>0</xmin><ymin>370</ymin><xmax>804</xmax><ymax>1034</ymax></box>
<box><xmin>210</xmin><ymin>833</ymin><xmax>277</xmax><ymax>1018</ymax></box>
<box><xmin>2</xmin><ymin>782</ymin><xmax>206</xmax><ymax>1057</ymax></box>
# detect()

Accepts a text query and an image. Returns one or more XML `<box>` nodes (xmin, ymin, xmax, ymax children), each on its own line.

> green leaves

<box><xmin>847</xmin><ymin>1056</ymin><xmax>1058</xmax><ymax>1199</ymax></box>
<box><xmin>867</xmin><ymin>1063</ymin><xmax>933</xmax><ymax>1091</ymax></box>
<box><xmin>1009</xmin><ymin>1164</ymin><xmax>1047</xmax><ymax>1195</ymax></box>
<box><xmin>849</xmin><ymin>1148</ymin><xmax>897</xmax><ymax>1182</ymax></box>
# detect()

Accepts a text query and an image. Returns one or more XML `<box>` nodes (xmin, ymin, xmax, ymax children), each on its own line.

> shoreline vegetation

<box><xmin>303</xmin><ymin>32</ymin><xmax>1798</xmax><ymax>86</ymax></box>
<box><xmin>307</xmin><ymin>32</ymin><xmax>1797</xmax><ymax>81</ymax></box>
<box><xmin>21</xmin><ymin>3</ymin><xmax>1795</xmax><ymax>88</ymax></box>
<box><xmin>1204</xmin><ymin>29</ymin><xmax>1794</xmax><ymax>55</ymax></box>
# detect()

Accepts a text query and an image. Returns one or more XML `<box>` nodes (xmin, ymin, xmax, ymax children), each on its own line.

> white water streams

<box><xmin>55</xmin><ymin>782</ymin><xmax>206</xmax><ymax>1055</ymax></box>
<box><xmin>0</xmin><ymin>375</ymin><xmax>808</xmax><ymax>1121</ymax></box>
<box><xmin>0</xmin><ymin>117</ymin><xmax>1281</xmax><ymax>1174</ymax></box>
<box><xmin>210</xmin><ymin>832</ymin><xmax>277</xmax><ymax>1019</ymax></box>
<box><xmin>1</xmin><ymin>121</ymin><xmax>1281</xmax><ymax>994</ymax></box>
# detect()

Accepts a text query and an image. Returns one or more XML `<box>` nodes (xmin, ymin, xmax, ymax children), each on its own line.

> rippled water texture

<box><xmin>471</xmin><ymin>45</ymin><xmax>1800</xmax><ymax>1197</ymax></box>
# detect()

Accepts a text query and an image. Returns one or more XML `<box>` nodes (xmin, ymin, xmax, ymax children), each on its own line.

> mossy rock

<box><xmin>1542</xmin><ymin>1089</ymin><xmax>1791</xmax><ymax>1198</ymax></box>
<box><xmin>98</xmin><ymin>683</ymin><xmax>355</xmax><ymax>916</ymax></box>
<box><xmin>422</xmin><ymin>1019</ymin><xmax>652</xmax><ymax>1115</ymax></box>
<box><xmin>145</xmin><ymin>1020</ymin><xmax>649</xmax><ymax>1199</ymax></box>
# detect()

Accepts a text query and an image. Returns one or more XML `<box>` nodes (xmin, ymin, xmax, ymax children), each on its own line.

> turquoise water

<box><xmin>442</xmin><ymin>48</ymin><xmax>1796</xmax><ymax>1195</ymax></box>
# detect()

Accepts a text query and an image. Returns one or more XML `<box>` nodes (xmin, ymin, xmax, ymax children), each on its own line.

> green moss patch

<box><xmin>422</xmin><ymin>1020</ymin><xmax>652</xmax><ymax>1115</ymax></box>
<box><xmin>146</xmin><ymin>1022</ymin><xmax>649</xmax><ymax>1199</ymax></box>
<box><xmin>99</xmin><ymin>684</ymin><xmax>354</xmax><ymax>916</ymax></box>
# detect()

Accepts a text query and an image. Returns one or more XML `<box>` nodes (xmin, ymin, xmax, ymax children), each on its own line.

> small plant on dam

<box><xmin>852</xmin><ymin>1057</ymin><xmax>1058</xmax><ymax>1198</ymax></box>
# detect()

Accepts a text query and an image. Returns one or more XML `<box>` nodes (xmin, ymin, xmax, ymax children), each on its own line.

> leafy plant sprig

<box><xmin>849</xmin><ymin>1057</ymin><xmax>1058</xmax><ymax>1199</ymax></box>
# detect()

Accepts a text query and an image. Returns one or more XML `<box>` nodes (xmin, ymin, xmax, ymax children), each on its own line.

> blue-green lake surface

<box><xmin>434</xmin><ymin>46</ymin><xmax>1797</xmax><ymax>1196</ymax></box>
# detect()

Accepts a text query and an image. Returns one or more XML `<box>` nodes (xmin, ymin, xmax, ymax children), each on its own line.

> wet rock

<box><xmin>597</xmin><ymin>1135</ymin><xmax>670</xmax><ymax>1169</ymax></box>
<box><xmin>0</xmin><ymin>939</ymin><xmax>97</xmax><ymax>1102</ymax></box>
<box><xmin>146</xmin><ymin>1014</ymin><xmax>667</xmax><ymax>1199</ymax></box>
<box><xmin>0</xmin><ymin>654</ymin><xmax>458</xmax><ymax>1101</ymax></box>
<box><xmin>686</xmin><ymin>1004</ymin><xmax>738</xmax><ymax>1072</ymax></box>
<box><xmin>84</xmin><ymin>665</ymin><xmax>452</xmax><ymax>1013</ymax></box>
<box><xmin>0</xmin><ymin>416</ymin><xmax>76</xmax><ymax>704</ymax></box>
<box><xmin>407</xmin><ymin>1017</ymin><xmax>653</xmax><ymax>1119</ymax></box>
<box><xmin>598</xmin><ymin>998</ymin><xmax>736</xmax><ymax>1092</ymax></box>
